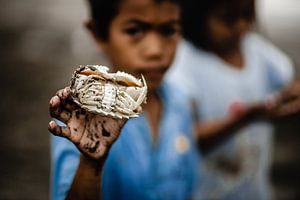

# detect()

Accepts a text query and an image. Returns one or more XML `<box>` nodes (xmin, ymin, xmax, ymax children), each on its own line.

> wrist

<box><xmin>79</xmin><ymin>154</ymin><xmax>107</xmax><ymax>174</ymax></box>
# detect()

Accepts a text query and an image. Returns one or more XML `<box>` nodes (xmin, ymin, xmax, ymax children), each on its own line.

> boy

<box><xmin>49</xmin><ymin>0</ymin><xmax>200</xmax><ymax>199</ymax></box>
<box><xmin>166</xmin><ymin>0</ymin><xmax>300</xmax><ymax>199</ymax></box>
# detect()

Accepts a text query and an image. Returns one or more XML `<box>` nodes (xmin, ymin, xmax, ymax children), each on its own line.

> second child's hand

<box><xmin>48</xmin><ymin>86</ymin><xmax>127</xmax><ymax>161</ymax></box>
<box><xmin>261</xmin><ymin>81</ymin><xmax>300</xmax><ymax>120</ymax></box>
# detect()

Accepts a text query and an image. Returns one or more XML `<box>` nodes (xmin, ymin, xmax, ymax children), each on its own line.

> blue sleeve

<box><xmin>50</xmin><ymin>135</ymin><xmax>80</xmax><ymax>200</ymax></box>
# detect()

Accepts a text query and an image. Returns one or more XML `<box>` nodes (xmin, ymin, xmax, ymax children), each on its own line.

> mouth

<box><xmin>138</xmin><ymin>66</ymin><xmax>168</xmax><ymax>80</ymax></box>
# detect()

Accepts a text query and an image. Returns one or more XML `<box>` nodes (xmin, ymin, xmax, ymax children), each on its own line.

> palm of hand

<box><xmin>49</xmin><ymin>87</ymin><xmax>127</xmax><ymax>160</ymax></box>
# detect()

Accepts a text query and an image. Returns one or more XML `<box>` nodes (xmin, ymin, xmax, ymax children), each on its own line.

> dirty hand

<box><xmin>48</xmin><ymin>87</ymin><xmax>127</xmax><ymax>160</ymax></box>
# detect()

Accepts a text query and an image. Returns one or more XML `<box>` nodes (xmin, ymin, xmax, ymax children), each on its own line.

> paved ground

<box><xmin>0</xmin><ymin>0</ymin><xmax>299</xmax><ymax>199</ymax></box>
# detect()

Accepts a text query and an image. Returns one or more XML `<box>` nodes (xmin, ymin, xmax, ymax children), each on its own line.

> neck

<box><xmin>144</xmin><ymin>90</ymin><xmax>161</xmax><ymax>115</ymax></box>
<box><xmin>214</xmin><ymin>32</ymin><xmax>248</xmax><ymax>69</ymax></box>
<box><xmin>144</xmin><ymin>89</ymin><xmax>162</xmax><ymax>142</ymax></box>
<box><xmin>218</xmin><ymin>48</ymin><xmax>245</xmax><ymax>69</ymax></box>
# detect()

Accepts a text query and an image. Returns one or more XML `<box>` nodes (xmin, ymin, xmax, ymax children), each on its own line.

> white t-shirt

<box><xmin>166</xmin><ymin>32</ymin><xmax>294</xmax><ymax>200</ymax></box>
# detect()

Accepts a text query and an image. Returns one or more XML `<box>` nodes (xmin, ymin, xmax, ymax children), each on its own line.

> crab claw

<box><xmin>114</xmin><ymin>71</ymin><xmax>143</xmax><ymax>87</ymax></box>
<box><xmin>78</xmin><ymin>65</ymin><xmax>114</xmax><ymax>80</ymax></box>
<box><xmin>125</xmin><ymin>75</ymin><xmax>147</xmax><ymax>105</ymax></box>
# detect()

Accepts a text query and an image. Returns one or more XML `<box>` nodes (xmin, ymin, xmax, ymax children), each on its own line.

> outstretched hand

<box><xmin>229</xmin><ymin>82</ymin><xmax>300</xmax><ymax>123</ymax></box>
<box><xmin>269</xmin><ymin>81</ymin><xmax>300</xmax><ymax>118</ymax></box>
<box><xmin>48</xmin><ymin>87</ymin><xmax>127</xmax><ymax>160</ymax></box>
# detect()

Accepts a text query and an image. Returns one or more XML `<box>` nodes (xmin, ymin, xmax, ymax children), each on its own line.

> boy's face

<box><xmin>96</xmin><ymin>0</ymin><xmax>181</xmax><ymax>91</ymax></box>
<box><xmin>206</xmin><ymin>12</ymin><xmax>252</xmax><ymax>53</ymax></box>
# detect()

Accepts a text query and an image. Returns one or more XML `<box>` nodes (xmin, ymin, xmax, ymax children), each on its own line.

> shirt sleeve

<box><xmin>50</xmin><ymin>135</ymin><xmax>80</xmax><ymax>200</ymax></box>
<box><xmin>251</xmin><ymin>33</ymin><xmax>295</xmax><ymax>90</ymax></box>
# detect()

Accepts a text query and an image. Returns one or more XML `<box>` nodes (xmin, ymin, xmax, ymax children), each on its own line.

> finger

<box><xmin>50</xmin><ymin>95</ymin><xmax>61</xmax><ymax>108</ymax></box>
<box><xmin>64</xmin><ymin>99</ymin><xmax>78</xmax><ymax>112</ymax></box>
<box><xmin>56</xmin><ymin>89</ymin><xmax>64</xmax><ymax>99</ymax></box>
<box><xmin>49</xmin><ymin>96</ymin><xmax>62</xmax><ymax>118</ymax></box>
<box><xmin>50</xmin><ymin>96</ymin><xmax>74</xmax><ymax>123</ymax></box>
<box><xmin>279</xmin><ymin>99</ymin><xmax>300</xmax><ymax>116</ymax></box>
<box><xmin>48</xmin><ymin>120</ymin><xmax>71</xmax><ymax>138</ymax></box>
<box><xmin>56</xmin><ymin>87</ymin><xmax>78</xmax><ymax>112</ymax></box>
<box><xmin>59</xmin><ymin>110</ymin><xmax>72</xmax><ymax>122</ymax></box>
<box><xmin>56</xmin><ymin>87</ymin><xmax>71</xmax><ymax>100</ymax></box>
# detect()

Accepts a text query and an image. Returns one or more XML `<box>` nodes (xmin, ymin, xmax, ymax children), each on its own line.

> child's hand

<box><xmin>229</xmin><ymin>101</ymin><xmax>267</xmax><ymax>122</ymax></box>
<box><xmin>48</xmin><ymin>87</ymin><xmax>127</xmax><ymax>161</ymax></box>
<box><xmin>233</xmin><ymin>81</ymin><xmax>300</xmax><ymax>122</ymax></box>
<box><xmin>267</xmin><ymin>81</ymin><xmax>300</xmax><ymax>118</ymax></box>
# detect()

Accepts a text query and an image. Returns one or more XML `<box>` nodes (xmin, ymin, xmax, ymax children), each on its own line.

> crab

<box><xmin>70</xmin><ymin>65</ymin><xmax>147</xmax><ymax>119</ymax></box>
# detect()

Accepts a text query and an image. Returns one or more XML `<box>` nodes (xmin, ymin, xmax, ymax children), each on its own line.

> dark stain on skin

<box><xmin>86</xmin><ymin>130</ymin><xmax>95</xmax><ymax>141</ymax></box>
<box><xmin>81</xmin><ymin>109</ymin><xmax>86</xmax><ymax>115</ymax></box>
<box><xmin>89</xmin><ymin>141</ymin><xmax>99</xmax><ymax>153</ymax></box>
<box><xmin>92</xmin><ymin>132</ymin><xmax>99</xmax><ymax>142</ymax></box>
<box><xmin>102</xmin><ymin>125</ymin><xmax>110</xmax><ymax>137</ymax></box>
<box><xmin>52</xmin><ymin>108</ymin><xmax>61</xmax><ymax>118</ymax></box>
<box><xmin>90</xmin><ymin>134</ymin><xmax>95</xmax><ymax>141</ymax></box>
<box><xmin>85</xmin><ymin>116</ymin><xmax>90</xmax><ymax>122</ymax></box>
<box><xmin>75</xmin><ymin>110</ymin><xmax>81</xmax><ymax>119</ymax></box>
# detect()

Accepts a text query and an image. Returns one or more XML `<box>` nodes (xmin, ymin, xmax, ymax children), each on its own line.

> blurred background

<box><xmin>0</xmin><ymin>0</ymin><xmax>299</xmax><ymax>199</ymax></box>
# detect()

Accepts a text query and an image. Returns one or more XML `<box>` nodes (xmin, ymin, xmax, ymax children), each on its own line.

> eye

<box><xmin>159</xmin><ymin>25</ymin><xmax>180</xmax><ymax>37</ymax></box>
<box><xmin>124</xmin><ymin>26</ymin><xmax>144</xmax><ymax>38</ymax></box>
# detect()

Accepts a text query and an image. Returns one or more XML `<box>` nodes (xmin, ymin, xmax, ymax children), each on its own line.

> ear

<box><xmin>84</xmin><ymin>19</ymin><xmax>108</xmax><ymax>51</ymax></box>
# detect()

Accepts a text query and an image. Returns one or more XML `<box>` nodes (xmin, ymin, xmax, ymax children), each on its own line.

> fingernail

<box><xmin>50</xmin><ymin>97</ymin><xmax>56</xmax><ymax>105</ymax></box>
<box><xmin>49</xmin><ymin>121</ymin><xmax>55</xmax><ymax>129</ymax></box>
<box><xmin>63</xmin><ymin>87</ymin><xmax>71</xmax><ymax>97</ymax></box>
<box><xmin>51</xmin><ymin>96</ymin><xmax>60</xmax><ymax>106</ymax></box>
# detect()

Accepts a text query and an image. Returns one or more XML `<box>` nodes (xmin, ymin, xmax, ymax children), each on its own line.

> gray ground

<box><xmin>0</xmin><ymin>0</ymin><xmax>299</xmax><ymax>199</ymax></box>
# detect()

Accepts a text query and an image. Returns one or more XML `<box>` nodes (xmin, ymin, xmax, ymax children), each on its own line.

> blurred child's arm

<box><xmin>65</xmin><ymin>155</ymin><xmax>105</xmax><ymax>200</ymax></box>
<box><xmin>264</xmin><ymin>81</ymin><xmax>300</xmax><ymax>120</ymax></box>
<box><xmin>195</xmin><ymin>103</ymin><xmax>265</xmax><ymax>153</ymax></box>
<box><xmin>196</xmin><ymin>81</ymin><xmax>300</xmax><ymax>153</ymax></box>
<box><xmin>48</xmin><ymin>87</ymin><xmax>127</xmax><ymax>199</ymax></box>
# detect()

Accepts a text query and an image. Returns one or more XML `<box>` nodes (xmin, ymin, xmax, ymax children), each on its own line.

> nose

<box><xmin>141</xmin><ymin>33</ymin><xmax>164</xmax><ymax>61</ymax></box>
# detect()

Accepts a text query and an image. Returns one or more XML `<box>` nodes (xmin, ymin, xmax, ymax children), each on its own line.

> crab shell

<box><xmin>70</xmin><ymin>65</ymin><xmax>147</xmax><ymax>119</ymax></box>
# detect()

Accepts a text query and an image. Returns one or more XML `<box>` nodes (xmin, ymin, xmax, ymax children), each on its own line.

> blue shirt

<box><xmin>166</xmin><ymin>32</ymin><xmax>294</xmax><ymax>200</ymax></box>
<box><xmin>51</xmin><ymin>81</ymin><xmax>200</xmax><ymax>200</ymax></box>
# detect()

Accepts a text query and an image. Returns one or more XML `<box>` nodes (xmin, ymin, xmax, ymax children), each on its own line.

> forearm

<box><xmin>196</xmin><ymin>114</ymin><xmax>253</xmax><ymax>153</ymax></box>
<box><xmin>66</xmin><ymin>155</ymin><xmax>106</xmax><ymax>200</ymax></box>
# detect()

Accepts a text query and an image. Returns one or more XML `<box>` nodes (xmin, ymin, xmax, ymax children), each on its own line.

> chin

<box><xmin>143</xmin><ymin>75</ymin><xmax>162</xmax><ymax>90</ymax></box>
<box><xmin>148</xmin><ymin>81</ymin><xmax>162</xmax><ymax>93</ymax></box>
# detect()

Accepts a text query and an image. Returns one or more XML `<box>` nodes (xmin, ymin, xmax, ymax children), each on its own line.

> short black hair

<box><xmin>181</xmin><ymin>0</ymin><xmax>255</xmax><ymax>50</ymax></box>
<box><xmin>87</xmin><ymin>0</ymin><xmax>181</xmax><ymax>41</ymax></box>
